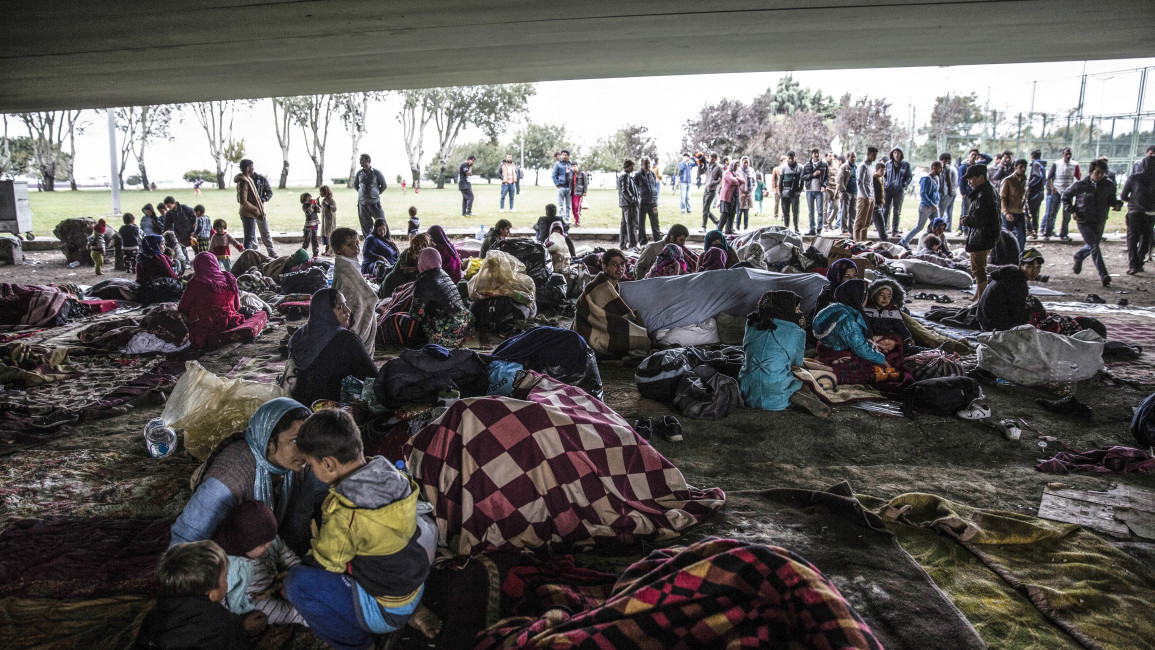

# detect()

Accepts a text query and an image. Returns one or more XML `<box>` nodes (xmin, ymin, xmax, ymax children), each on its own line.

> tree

<box><xmin>832</xmin><ymin>94</ymin><xmax>904</xmax><ymax>157</ymax></box>
<box><xmin>127</xmin><ymin>174</ymin><xmax>142</xmax><ymax>187</ymax></box>
<box><xmin>752</xmin><ymin>111</ymin><xmax>832</xmax><ymax>163</ymax></box>
<box><xmin>223</xmin><ymin>138</ymin><xmax>246</xmax><ymax>181</ymax></box>
<box><xmin>758</xmin><ymin>75</ymin><xmax>835</xmax><ymax>117</ymax></box>
<box><xmin>189</xmin><ymin>101</ymin><xmax>246</xmax><ymax>189</ymax></box>
<box><xmin>287</xmin><ymin>94</ymin><xmax>341</xmax><ymax>188</ymax></box>
<box><xmin>427</xmin><ymin>84</ymin><xmax>535</xmax><ymax>189</ymax></box>
<box><xmin>514</xmin><ymin>121</ymin><xmax>573</xmax><ymax>185</ymax></box>
<box><xmin>182</xmin><ymin>169</ymin><xmax>216</xmax><ymax>184</ymax></box>
<box><xmin>423</xmin><ymin>139</ymin><xmax>503</xmax><ymax>184</ymax></box>
<box><xmin>117</xmin><ymin>105</ymin><xmax>175</xmax><ymax>192</ymax></box>
<box><xmin>587</xmin><ymin>124</ymin><xmax>658</xmax><ymax>173</ymax></box>
<box><xmin>398</xmin><ymin>89</ymin><xmax>434</xmax><ymax>186</ymax></box>
<box><xmin>271</xmin><ymin>98</ymin><xmax>293</xmax><ymax>190</ymax></box>
<box><xmin>16</xmin><ymin>111</ymin><xmax>78</xmax><ymax>191</ymax></box>
<box><xmin>339</xmin><ymin>92</ymin><xmax>385</xmax><ymax>188</ymax></box>
<box><xmin>681</xmin><ymin>99</ymin><xmax>759</xmax><ymax>160</ymax></box>
<box><xmin>918</xmin><ymin>93</ymin><xmax>983</xmax><ymax>159</ymax></box>
<box><xmin>65</xmin><ymin>110</ymin><xmax>86</xmax><ymax>190</ymax></box>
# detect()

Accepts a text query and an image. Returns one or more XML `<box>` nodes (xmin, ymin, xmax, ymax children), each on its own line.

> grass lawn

<box><xmin>24</xmin><ymin>183</ymin><xmax>1133</xmax><ymax>238</ymax></box>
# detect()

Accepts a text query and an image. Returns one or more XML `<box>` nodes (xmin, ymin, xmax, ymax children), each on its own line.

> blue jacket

<box><xmin>552</xmin><ymin>161</ymin><xmax>571</xmax><ymax>188</ymax></box>
<box><xmin>919</xmin><ymin>175</ymin><xmax>940</xmax><ymax>208</ymax></box>
<box><xmin>1028</xmin><ymin>159</ymin><xmax>1048</xmax><ymax>198</ymax></box>
<box><xmin>958</xmin><ymin>153</ymin><xmax>993</xmax><ymax>194</ymax></box>
<box><xmin>811</xmin><ymin>303</ymin><xmax>886</xmax><ymax>365</ymax></box>
<box><xmin>884</xmin><ymin>147</ymin><xmax>912</xmax><ymax>193</ymax></box>
<box><xmin>739</xmin><ymin>320</ymin><xmax>805</xmax><ymax>411</ymax></box>
<box><xmin>677</xmin><ymin>160</ymin><xmax>694</xmax><ymax>184</ymax></box>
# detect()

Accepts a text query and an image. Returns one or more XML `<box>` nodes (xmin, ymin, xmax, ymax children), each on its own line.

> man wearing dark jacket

<box><xmin>163</xmin><ymin>196</ymin><xmax>196</xmax><ymax>261</ymax></box>
<box><xmin>1063</xmin><ymin>159</ymin><xmax>1123</xmax><ymax>286</ymax></box>
<box><xmin>779</xmin><ymin>151</ymin><xmax>803</xmax><ymax>232</ymax></box>
<box><xmin>1121</xmin><ymin>147</ymin><xmax>1155</xmax><ymax>274</ymax></box>
<box><xmin>458</xmin><ymin>155</ymin><xmax>475</xmax><ymax>217</ymax></box>
<box><xmin>635</xmin><ymin>157</ymin><xmax>661</xmax><ymax>246</ymax></box>
<box><xmin>617</xmin><ymin>159</ymin><xmax>640</xmax><ymax>249</ymax></box>
<box><xmin>962</xmin><ymin>164</ymin><xmax>1000</xmax><ymax>302</ymax></box>
<box><xmin>702</xmin><ymin>153</ymin><xmax>722</xmax><ymax>231</ymax></box>
<box><xmin>353</xmin><ymin>154</ymin><xmax>388</xmax><ymax>236</ymax></box>
<box><xmin>1027</xmin><ymin>150</ymin><xmax>1048</xmax><ymax>238</ymax></box>
<box><xmin>957</xmin><ymin>149</ymin><xmax>992</xmax><ymax>234</ymax></box>
<box><xmin>977</xmin><ymin>248</ymin><xmax>1045</xmax><ymax>331</ymax></box>
<box><xmin>883</xmin><ymin>146</ymin><xmax>912</xmax><ymax>236</ymax></box>
<box><xmin>802</xmin><ymin>148</ymin><xmax>829</xmax><ymax>235</ymax></box>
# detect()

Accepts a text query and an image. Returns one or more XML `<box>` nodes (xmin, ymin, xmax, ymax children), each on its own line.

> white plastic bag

<box><xmin>162</xmin><ymin>361</ymin><xmax>288</xmax><ymax>460</ymax></box>
<box><xmin>654</xmin><ymin>318</ymin><xmax>720</xmax><ymax>348</ymax></box>
<box><xmin>976</xmin><ymin>326</ymin><xmax>1104</xmax><ymax>387</ymax></box>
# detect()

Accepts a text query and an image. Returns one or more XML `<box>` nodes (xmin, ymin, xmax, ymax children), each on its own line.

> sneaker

<box><xmin>804</xmin><ymin>230</ymin><xmax>817</xmax><ymax>236</ymax></box>
<box><xmin>1035</xmin><ymin>395</ymin><xmax>1093</xmax><ymax>419</ymax></box>
<box><xmin>499</xmin><ymin>208</ymin><xmax>505</xmax><ymax>212</ymax></box>
<box><xmin>1036</xmin><ymin>274</ymin><xmax>1050</xmax><ymax>283</ymax></box>
<box><xmin>511</xmin><ymin>208</ymin><xmax>517</xmax><ymax>213</ymax></box>
<box><xmin>789</xmin><ymin>389</ymin><xmax>831</xmax><ymax>418</ymax></box>
<box><xmin>699</xmin><ymin>227</ymin><xmax>707</xmax><ymax>233</ymax></box>
<box><xmin>1043</xmin><ymin>235</ymin><xmax>1051</xmax><ymax>242</ymax></box>
<box><xmin>1072</xmin><ymin>256</ymin><xmax>1083</xmax><ymax>275</ymax></box>
<box><xmin>1085</xmin><ymin>293</ymin><xmax>1106</xmax><ymax>304</ymax></box>
<box><xmin>633</xmin><ymin>417</ymin><xmax>653</xmax><ymax>441</ymax></box>
<box><xmin>30</xmin><ymin>410</ymin><xmax>80</xmax><ymax>430</ymax></box>
<box><xmin>655</xmin><ymin>415</ymin><xmax>683</xmax><ymax>442</ymax></box>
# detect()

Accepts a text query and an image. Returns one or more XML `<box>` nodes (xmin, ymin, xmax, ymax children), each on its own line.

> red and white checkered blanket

<box><xmin>405</xmin><ymin>372</ymin><xmax>725</xmax><ymax>559</ymax></box>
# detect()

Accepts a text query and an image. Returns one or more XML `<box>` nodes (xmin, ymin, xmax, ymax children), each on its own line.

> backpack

<box><xmin>901</xmin><ymin>376</ymin><xmax>981</xmax><ymax>418</ymax></box>
<box><xmin>279</xmin><ymin>267</ymin><xmax>327</xmax><ymax>295</ymax></box>
<box><xmin>471</xmin><ymin>296</ymin><xmax>527</xmax><ymax>337</ymax></box>
<box><xmin>492</xmin><ymin>239</ymin><xmax>552</xmax><ymax>288</ymax></box>
<box><xmin>534</xmin><ymin>273</ymin><xmax>568</xmax><ymax>313</ymax></box>
<box><xmin>900</xmin><ymin>350</ymin><xmax>967</xmax><ymax>380</ymax></box>
<box><xmin>1131</xmin><ymin>392</ymin><xmax>1155</xmax><ymax>449</ymax></box>
<box><xmin>635</xmin><ymin>349</ymin><xmax>695</xmax><ymax>402</ymax></box>
<box><xmin>673</xmin><ymin>364</ymin><xmax>742</xmax><ymax>420</ymax></box>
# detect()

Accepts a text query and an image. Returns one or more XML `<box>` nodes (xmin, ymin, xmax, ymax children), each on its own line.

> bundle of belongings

<box><xmin>635</xmin><ymin>346</ymin><xmax>745</xmax><ymax>420</ymax></box>
<box><xmin>404</xmin><ymin>371</ymin><xmax>726</xmax><ymax>559</ymax></box>
<box><xmin>486</xmin><ymin>326</ymin><xmax>603</xmax><ymax>401</ymax></box>
<box><xmin>0</xmin><ymin>283</ymin><xmax>98</xmax><ymax>328</ymax></box>
<box><xmin>76</xmin><ymin>303</ymin><xmax>191</xmax><ymax>354</ymax></box>
<box><xmin>468</xmin><ymin>250</ymin><xmax>539</xmax><ymax>335</ymax></box>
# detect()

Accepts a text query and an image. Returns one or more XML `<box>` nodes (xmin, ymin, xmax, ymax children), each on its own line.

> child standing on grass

<box><xmin>210</xmin><ymin>219</ymin><xmax>244</xmax><ymax>272</ymax></box>
<box><xmin>212</xmin><ymin>500</ymin><xmax>306</xmax><ymax>625</ymax></box>
<box><xmin>285</xmin><ymin>409</ymin><xmax>441</xmax><ymax>648</ymax></box>
<box><xmin>119</xmin><ymin>213</ymin><xmax>142</xmax><ymax>274</ymax></box>
<box><xmin>132</xmin><ymin>540</ymin><xmax>267</xmax><ymax>650</ymax></box>
<box><xmin>88</xmin><ymin>219</ymin><xmax>108</xmax><ymax>275</ymax></box>
<box><xmin>193</xmin><ymin>204</ymin><xmax>212</xmax><ymax>253</ymax></box>
<box><xmin>300</xmin><ymin>192</ymin><xmax>321</xmax><ymax>258</ymax></box>
<box><xmin>319</xmin><ymin>185</ymin><xmax>337</xmax><ymax>256</ymax></box>
<box><xmin>407</xmin><ymin>205</ymin><xmax>420</xmax><ymax>238</ymax></box>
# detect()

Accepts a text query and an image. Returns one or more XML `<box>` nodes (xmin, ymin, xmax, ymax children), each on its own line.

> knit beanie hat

<box><xmin>418</xmin><ymin>247</ymin><xmax>442</xmax><ymax>273</ymax></box>
<box><xmin>94</xmin><ymin>219</ymin><xmax>107</xmax><ymax>234</ymax></box>
<box><xmin>211</xmin><ymin>500</ymin><xmax>277</xmax><ymax>556</ymax></box>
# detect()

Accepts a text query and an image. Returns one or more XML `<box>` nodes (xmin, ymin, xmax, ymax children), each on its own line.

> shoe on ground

<box><xmin>1072</xmin><ymin>256</ymin><xmax>1083</xmax><ymax>275</ymax></box>
<box><xmin>498</xmin><ymin>208</ymin><xmax>505</xmax><ymax>212</ymax></box>
<box><xmin>1035</xmin><ymin>395</ymin><xmax>1093</xmax><ymax>419</ymax></box>
<box><xmin>633</xmin><ymin>417</ymin><xmax>653</xmax><ymax>441</ymax></box>
<box><xmin>655</xmin><ymin>415</ymin><xmax>683</xmax><ymax>442</ymax></box>
<box><xmin>789</xmin><ymin>389</ymin><xmax>830</xmax><ymax>418</ymax></box>
<box><xmin>1043</xmin><ymin>235</ymin><xmax>1051</xmax><ymax>242</ymax></box>
<box><xmin>31</xmin><ymin>410</ymin><xmax>80</xmax><ymax>430</ymax></box>
<box><xmin>805</xmin><ymin>230</ymin><xmax>817</xmax><ymax>236</ymax></box>
<box><xmin>1060</xmin><ymin>236</ymin><xmax>1072</xmax><ymax>241</ymax></box>
<box><xmin>699</xmin><ymin>227</ymin><xmax>706</xmax><ymax>233</ymax></box>
<box><xmin>1102</xmin><ymin>276</ymin><xmax>1111</xmax><ymax>287</ymax></box>
<box><xmin>1085</xmin><ymin>293</ymin><xmax>1106</xmax><ymax>304</ymax></box>
<box><xmin>1127</xmin><ymin>268</ymin><xmax>1139</xmax><ymax>275</ymax></box>
<box><xmin>1036</xmin><ymin>274</ymin><xmax>1050</xmax><ymax>283</ymax></box>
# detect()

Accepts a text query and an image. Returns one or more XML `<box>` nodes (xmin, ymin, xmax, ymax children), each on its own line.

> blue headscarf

<box><xmin>288</xmin><ymin>288</ymin><xmax>345</xmax><ymax>370</ymax></box>
<box><xmin>244</xmin><ymin>397</ymin><xmax>308</xmax><ymax>518</ymax></box>
<box><xmin>137</xmin><ymin>234</ymin><xmax>165</xmax><ymax>265</ymax></box>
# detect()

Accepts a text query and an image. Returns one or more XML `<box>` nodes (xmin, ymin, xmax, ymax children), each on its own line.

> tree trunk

<box><xmin>138</xmin><ymin>162</ymin><xmax>150</xmax><ymax>194</ymax></box>
<box><xmin>70</xmin><ymin>176</ymin><xmax>77</xmax><ymax>191</ymax></box>
<box><xmin>437</xmin><ymin>161</ymin><xmax>446</xmax><ymax>189</ymax></box>
<box><xmin>41</xmin><ymin>171</ymin><xmax>55</xmax><ymax>191</ymax></box>
<box><xmin>534</xmin><ymin>169</ymin><xmax>540</xmax><ymax>185</ymax></box>
<box><xmin>215</xmin><ymin>168</ymin><xmax>225</xmax><ymax>190</ymax></box>
<box><xmin>279</xmin><ymin>160</ymin><xmax>289</xmax><ymax>190</ymax></box>
<box><xmin>410</xmin><ymin>166</ymin><xmax>420</xmax><ymax>185</ymax></box>
<box><xmin>347</xmin><ymin>161</ymin><xmax>356</xmax><ymax>189</ymax></box>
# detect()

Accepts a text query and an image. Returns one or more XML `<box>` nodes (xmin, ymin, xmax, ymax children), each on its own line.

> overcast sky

<box><xmin>50</xmin><ymin>56</ymin><xmax>1155</xmax><ymax>187</ymax></box>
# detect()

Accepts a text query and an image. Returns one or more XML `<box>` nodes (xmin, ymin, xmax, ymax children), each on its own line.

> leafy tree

<box><xmin>752</xmin><ymin>111</ymin><xmax>831</xmax><ymax>163</ymax></box>
<box><xmin>189</xmin><ymin>100</ymin><xmax>249</xmax><ymax>189</ymax></box>
<box><xmin>587</xmin><ymin>124</ymin><xmax>658</xmax><ymax>173</ymax></box>
<box><xmin>339</xmin><ymin>92</ymin><xmax>386</xmax><ymax>188</ymax></box>
<box><xmin>758</xmin><ymin>75</ymin><xmax>835</xmax><ymax>117</ymax></box>
<box><xmin>182</xmin><ymin>169</ymin><xmax>216</xmax><ymax>184</ymax></box>
<box><xmin>15</xmin><ymin>110</ymin><xmax>80</xmax><ymax>191</ymax></box>
<box><xmin>917</xmin><ymin>93</ymin><xmax>983</xmax><ymax>160</ymax></box>
<box><xmin>0</xmin><ymin>127</ymin><xmax>35</xmax><ymax>179</ymax></box>
<box><xmin>419</xmin><ymin>84</ymin><xmax>535</xmax><ymax>189</ymax></box>
<box><xmin>287</xmin><ymin>94</ymin><xmax>341</xmax><ymax>188</ymax></box>
<box><xmin>127</xmin><ymin>174</ymin><xmax>142</xmax><ymax>187</ymax></box>
<box><xmin>681</xmin><ymin>98</ymin><xmax>759</xmax><ymax>160</ymax></box>
<box><xmin>223</xmin><ymin>138</ymin><xmax>246</xmax><ymax>181</ymax></box>
<box><xmin>117</xmin><ymin>105</ymin><xmax>175</xmax><ymax>191</ymax></box>
<box><xmin>423</xmin><ymin>139</ymin><xmax>503</xmax><ymax>184</ymax></box>
<box><xmin>832</xmin><ymin>94</ymin><xmax>904</xmax><ymax>157</ymax></box>
<box><xmin>512</xmin><ymin>121</ymin><xmax>574</xmax><ymax>185</ymax></box>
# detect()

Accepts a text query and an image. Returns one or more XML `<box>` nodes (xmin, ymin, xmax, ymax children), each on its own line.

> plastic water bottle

<box><xmin>1050</xmin><ymin>363</ymin><xmax>1078</xmax><ymax>397</ymax></box>
<box><xmin>477</xmin><ymin>225</ymin><xmax>486</xmax><ymax>241</ymax></box>
<box><xmin>67</xmin><ymin>261</ymin><xmax>80</xmax><ymax>268</ymax></box>
<box><xmin>144</xmin><ymin>417</ymin><xmax>177</xmax><ymax>458</ymax></box>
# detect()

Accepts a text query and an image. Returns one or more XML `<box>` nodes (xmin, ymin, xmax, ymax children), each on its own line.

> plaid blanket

<box><xmin>575</xmin><ymin>273</ymin><xmax>651</xmax><ymax>357</ymax></box>
<box><xmin>405</xmin><ymin>372</ymin><xmax>724</xmax><ymax>559</ymax></box>
<box><xmin>475</xmin><ymin>537</ymin><xmax>883</xmax><ymax>649</ymax></box>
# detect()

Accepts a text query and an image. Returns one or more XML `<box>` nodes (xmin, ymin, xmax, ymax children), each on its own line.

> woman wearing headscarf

<box><xmin>413</xmin><ymin>248</ymin><xmax>473</xmax><ymax>347</ymax></box>
<box><xmin>812</xmin><ymin>258</ymin><xmax>858</xmax><ymax>314</ymax></box>
<box><xmin>330</xmin><ymin>227</ymin><xmax>380</xmax><ymax>355</ymax></box>
<box><xmin>634</xmin><ymin>224</ymin><xmax>698</xmax><ymax>278</ymax></box>
<box><xmin>288</xmin><ymin>288</ymin><xmax>378</xmax><ymax>405</ymax></box>
<box><xmin>697</xmin><ymin>246</ymin><xmax>729</xmax><ymax>271</ymax></box>
<box><xmin>135</xmin><ymin>234</ymin><xmax>179</xmax><ymax>284</ymax></box>
<box><xmin>812</xmin><ymin>279</ymin><xmax>905</xmax><ymax>389</ymax></box>
<box><xmin>140</xmin><ymin>204</ymin><xmax>163</xmax><ymax>237</ymax></box>
<box><xmin>703</xmin><ymin>229</ymin><xmax>738</xmax><ymax>268</ymax></box>
<box><xmin>179</xmin><ymin>252</ymin><xmax>267</xmax><ymax>349</ymax></box>
<box><xmin>740</xmin><ymin>290</ymin><xmax>813</xmax><ymax>412</ymax></box>
<box><xmin>380</xmin><ymin>233</ymin><xmax>432</xmax><ymax>298</ymax></box>
<box><xmin>169</xmin><ymin>397</ymin><xmax>329</xmax><ymax>557</ymax></box>
<box><xmin>426</xmin><ymin>225</ymin><xmax>463</xmax><ymax>282</ymax></box>
<box><xmin>644</xmin><ymin>244</ymin><xmax>688</xmax><ymax>278</ymax></box>
<box><xmin>361</xmin><ymin>218</ymin><xmax>399</xmax><ymax>276</ymax></box>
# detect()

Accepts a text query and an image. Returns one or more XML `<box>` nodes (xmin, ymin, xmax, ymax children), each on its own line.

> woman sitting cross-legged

<box><xmin>288</xmin><ymin>288</ymin><xmax>378</xmax><ymax>406</ymax></box>
<box><xmin>739</xmin><ymin>290</ymin><xmax>829</xmax><ymax>416</ymax></box>
<box><xmin>178</xmin><ymin>252</ymin><xmax>267</xmax><ymax>349</ymax></box>
<box><xmin>811</xmin><ymin>279</ymin><xmax>911</xmax><ymax>395</ymax></box>
<box><xmin>380</xmin><ymin>233</ymin><xmax>432</xmax><ymax>299</ymax></box>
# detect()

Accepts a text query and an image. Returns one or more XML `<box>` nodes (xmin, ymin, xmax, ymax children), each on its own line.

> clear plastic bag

<box><xmin>467</xmin><ymin>250</ymin><xmax>537</xmax><ymax>304</ymax></box>
<box><xmin>161</xmin><ymin>361</ymin><xmax>288</xmax><ymax>460</ymax></box>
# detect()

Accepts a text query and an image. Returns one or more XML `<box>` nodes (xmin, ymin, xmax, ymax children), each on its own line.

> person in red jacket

<box><xmin>179</xmin><ymin>252</ymin><xmax>266</xmax><ymax>348</ymax></box>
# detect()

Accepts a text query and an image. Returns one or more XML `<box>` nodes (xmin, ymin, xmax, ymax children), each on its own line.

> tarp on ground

<box><xmin>619</xmin><ymin>268</ymin><xmax>828</xmax><ymax>332</ymax></box>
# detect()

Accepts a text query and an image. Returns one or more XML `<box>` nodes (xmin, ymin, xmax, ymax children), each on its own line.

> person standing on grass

<box><xmin>882</xmin><ymin>146</ymin><xmax>912</xmax><ymax>237</ymax></box>
<box><xmin>738</xmin><ymin>156</ymin><xmax>754</xmax><ymax>231</ymax></box>
<box><xmin>938</xmin><ymin>153</ymin><xmax>958</xmax><ymax>232</ymax></box>
<box><xmin>824</xmin><ymin>154</ymin><xmax>841</xmax><ymax>231</ymax></box>
<box><xmin>835</xmin><ymin>152</ymin><xmax>856</xmax><ymax>235</ymax></box>
<box><xmin>1121</xmin><ymin>146</ymin><xmax>1155</xmax><ymax>275</ymax></box>
<box><xmin>900</xmin><ymin>160</ymin><xmax>941</xmax><ymax>248</ymax></box>
<box><xmin>1027</xmin><ymin>149</ymin><xmax>1047</xmax><ymax>239</ymax></box>
<box><xmin>458</xmin><ymin>155</ymin><xmax>475</xmax><ymax>217</ymax></box>
<box><xmin>779</xmin><ymin>151</ymin><xmax>803</xmax><ymax>233</ymax></box>
<box><xmin>636</xmin><ymin>157</ymin><xmax>660</xmax><ymax>246</ymax></box>
<box><xmin>701</xmin><ymin>153</ymin><xmax>722</xmax><ymax>232</ymax></box>
<box><xmin>499</xmin><ymin>153</ymin><xmax>518</xmax><ymax>213</ymax></box>
<box><xmin>1043</xmin><ymin>147</ymin><xmax>1081</xmax><ymax>241</ymax></box>
<box><xmin>353</xmin><ymin>153</ymin><xmax>388</xmax><ymax>237</ymax></box>
<box><xmin>770</xmin><ymin>155</ymin><xmax>786</xmax><ymax>223</ymax></box>
<box><xmin>802</xmin><ymin>148</ymin><xmax>828</xmax><ymax>236</ymax></box>
<box><xmin>552</xmin><ymin>150</ymin><xmax>573</xmax><ymax>224</ymax></box>
<box><xmin>677</xmin><ymin>152</ymin><xmax>694</xmax><ymax>214</ymax></box>
<box><xmin>853</xmin><ymin>147</ymin><xmax>878</xmax><ymax>242</ymax></box>
<box><xmin>617</xmin><ymin>159</ymin><xmax>640</xmax><ymax>250</ymax></box>
<box><xmin>1000</xmin><ymin>159</ymin><xmax>1030</xmax><ymax>252</ymax></box>
<box><xmin>571</xmin><ymin>162</ymin><xmax>588</xmax><ymax>226</ymax></box>
<box><xmin>1064</xmin><ymin>158</ymin><xmax>1123</xmax><ymax>287</ymax></box>
<box><xmin>235</xmin><ymin>160</ymin><xmax>277</xmax><ymax>257</ymax></box>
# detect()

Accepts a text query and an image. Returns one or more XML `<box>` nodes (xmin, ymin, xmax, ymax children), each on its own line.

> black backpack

<box><xmin>279</xmin><ymin>267</ymin><xmax>327</xmax><ymax>295</ymax></box>
<box><xmin>901</xmin><ymin>376</ymin><xmax>981</xmax><ymax>418</ymax></box>
<box><xmin>492</xmin><ymin>239</ymin><xmax>552</xmax><ymax>288</ymax></box>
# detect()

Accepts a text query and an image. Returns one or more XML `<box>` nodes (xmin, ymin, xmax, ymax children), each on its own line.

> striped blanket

<box><xmin>575</xmin><ymin>273</ymin><xmax>651</xmax><ymax>357</ymax></box>
<box><xmin>475</xmin><ymin>537</ymin><xmax>883</xmax><ymax>649</ymax></box>
<box><xmin>405</xmin><ymin>372</ymin><xmax>724</xmax><ymax>559</ymax></box>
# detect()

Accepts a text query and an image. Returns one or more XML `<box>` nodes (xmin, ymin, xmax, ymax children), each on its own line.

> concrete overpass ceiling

<box><xmin>2</xmin><ymin>0</ymin><xmax>1154</xmax><ymax>112</ymax></box>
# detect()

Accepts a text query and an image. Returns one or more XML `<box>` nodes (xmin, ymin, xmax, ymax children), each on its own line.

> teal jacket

<box><xmin>739</xmin><ymin>320</ymin><xmax>805</xmax><ymax>411</ymax></box>
<box><xmin>811</xmin><ymin>303</ymin><xmax>886</xmax><ymax>365</ymax></box>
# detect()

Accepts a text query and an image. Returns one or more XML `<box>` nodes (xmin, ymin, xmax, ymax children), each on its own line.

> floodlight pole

<box><xmin>107</xmin><ymin>108</ymin><xmax>121</xmax><ymax>215</ymax></box>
